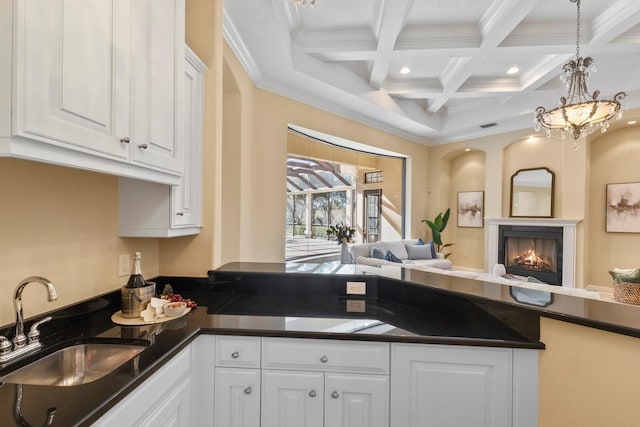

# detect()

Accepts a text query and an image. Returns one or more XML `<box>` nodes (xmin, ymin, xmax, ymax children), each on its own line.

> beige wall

<box><xmin>0</xmin><ymin>159</ymin><xmax>158</xmax><ymax>326</ymax></box>
<box><xmin>539</xmin><ymin>317</ymin><xmax>640</xmax><ymax>427</ymax></box>
<box><xmin>159</xmin><ymin>0</ymin><xmax>223</xmax><ymax>275</ymax></box>
<box><xmin>221</xmin><ymin>42</ymin><xmax>431</xmax><ymax>262</ymax></box>
<box><xmin>449</xmin><ymin>151</ymin><xmax>485</xmax><ymax>269</ymax></box>
<box><xmin>588</xmin><ymin>125</ymin><xmax>640</xmax><ymax>286</ymax></box>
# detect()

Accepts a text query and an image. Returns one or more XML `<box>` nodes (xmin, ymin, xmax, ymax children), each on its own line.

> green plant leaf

<box><xmin>441</xmin><ymin>208</ymin><xmax>451</xmax><ymax>232</ymax></box>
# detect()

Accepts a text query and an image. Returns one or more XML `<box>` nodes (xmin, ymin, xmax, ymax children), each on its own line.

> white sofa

<box><xmin>348</xmin><ymin>239</ymin><xmax>453</xmax><ymax>270</ymax></box>
<box><xmin>410</xmin><ymin>264</ymin><xmax>601</xmax><ymax>300</ymax></box>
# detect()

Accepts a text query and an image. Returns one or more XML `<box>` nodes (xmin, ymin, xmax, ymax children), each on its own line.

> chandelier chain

<box><xmin>575</xmin><ymin>0</ymin><xmax>580</xmax><ymax>59</ymax></box>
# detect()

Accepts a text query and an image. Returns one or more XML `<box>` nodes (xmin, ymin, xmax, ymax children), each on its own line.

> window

<box><xmin>286</xmin><ymin>128</ymin><xmax>407</xmax><ymax>261</ymax></box>
<box><xmin>364</xmin><ymin>170</ymin><xmax>383</xmax><ymax>184</ymax></box>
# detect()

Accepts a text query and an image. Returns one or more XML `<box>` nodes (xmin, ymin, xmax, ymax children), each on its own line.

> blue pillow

<box><xmin>384</xmin><ymin>250</ymin><xmax>402</xmax><ymax>263</ymax></box>
<box><xmin>427</xmin><ymin>239</ymin><xmax>436</xmax><ymax>258</ymax></box>
<box><xmin>370</xmin><ymin>247</ymin><xmax>385</xmax><ymax>259</ymax></box>
<box><xmin>417</xmin><ymin>238</ymin><xmax>424</xmax><ymax>245</ymax></box>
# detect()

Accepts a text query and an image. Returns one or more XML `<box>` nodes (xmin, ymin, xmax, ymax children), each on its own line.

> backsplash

<box><xmin>0</xmin><ymin>158</ymin><xmax>159</xmax><ymax>327</ymax></box>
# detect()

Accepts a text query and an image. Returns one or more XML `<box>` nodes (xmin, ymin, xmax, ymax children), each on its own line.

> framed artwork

<box><xmin>457</xmin><ymin>191</ymin><xmax>484</xmax><ymax>228</ymax></box>
<box><xmin>606</xmin><ymin>182</ymin><xmax>640</xmax><ymax>233</ymax></box>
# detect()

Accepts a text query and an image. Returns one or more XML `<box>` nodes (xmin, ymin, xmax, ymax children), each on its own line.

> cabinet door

<box><xmin>93</xmin><ymin>346</ymin><xmax>191</xmax><ymax>426</ymax></box>
<box><xmin>129</xmin><ymin>0</ymin><xmax>184</xmax><ymax>174</ymax></box>
<box><xmin>14</xmin><ymin>0</ymin><xmax>129</xmax><ymax>159</ymax></box>
<box><xmin>214</xmin><ymin>368</ymin><xmax>260</xmax><ymax>427</ymax></box>
<box><xmin>325</xmin><ymin>373</ymin><xmax>389</xmax><ymax>427</ymax></box>
<box><xmin>261</xmin><ymin>370</ymin><xmax>323</xmax><ymax>427</ymax></box>
<box><xmin>173</xmin><ymin>47</ymin><xmax>205</xmax><ymax>228</ymax></box>
<box><xmin>138</xmin><ymin>376</ymin><xmax>191</xmax><ymax>427</ymax></box>
<box><xmin>390</xmin><ymin>343</ymin><xmax>512</xmax><ymax>427</ymax></box>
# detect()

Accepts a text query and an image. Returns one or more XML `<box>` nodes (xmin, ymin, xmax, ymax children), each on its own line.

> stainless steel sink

<box><xmin>0</xmin><ymin>343</ymin><xmax>146</xmax><ymax>386</ymax></box>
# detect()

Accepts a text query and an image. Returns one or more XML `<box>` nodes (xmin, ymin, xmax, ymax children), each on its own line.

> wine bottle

<box><xmin>125</xmin><ymin>252</ymin><xmax>146</xmax><ymax>288</ymax></box>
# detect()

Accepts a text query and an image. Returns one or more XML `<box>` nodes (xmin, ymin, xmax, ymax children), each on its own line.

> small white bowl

<box><xmin>164</xmin><ymin>301</ymin><xmax>187</xmax><ymax>317</ymax></box>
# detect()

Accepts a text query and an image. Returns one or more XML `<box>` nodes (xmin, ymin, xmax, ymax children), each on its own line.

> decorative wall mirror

<box><xmin>510</xmin><ymin>167</ymin><xmax>555</xmax><ymax>218</ymax></box>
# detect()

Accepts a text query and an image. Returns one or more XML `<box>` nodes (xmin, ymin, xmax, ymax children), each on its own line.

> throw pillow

<box><xmin>384</xmin><ymin>250</ymin><xmax>402</xmax><ymax>263</ymax></box>
<box><xmin>370</xmin><ymin>247</ymin><xmax>386</xmax><ymax>259</ymax></box>
<box><xmin>385</xmin><ymin>241</ymin><xmax>409</xmax><ymax>260</ymax></box>
<box><xmin>417</xmin><ymin>238</ymin><xmax>424</xmax><ymax>245</ymax></box>
<box><xmin>427</xmin><ymin>239</ymin><xmax>437</xmax><ymax>258</ymax></box>
<box><xmin>406</xmin><ymin>244</ymin><xmax>433</xmax><ymax>260</ymax></box>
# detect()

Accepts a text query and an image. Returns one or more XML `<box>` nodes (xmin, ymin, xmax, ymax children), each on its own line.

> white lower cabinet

<box><xmin>97</xmin><ymin>335</ymin><xmax>536</xmax><ymax>427</ymax></box>
<box><xmin>324</xmin><ymin>373</ymin><xmax>389</xmax><ymax>427</ymax></box>
<box><xmin>93</xmin><ymin>345</ymin><xmax>192</xmax><ymax>426</ymax></box>
<box><xmin>214</xmin><ymin>367</ymin><xmax>261</xmax><ymax>427</ymax></box>
<box><xmin>261</xmin><ymin>338</ymin><xmax>390</xmax><ymax>427</ymax></box>
<box><xmin>261</xmin><ymin>370</ymin><xmax>324</xmax><ymax>427</ymax></box>
<box><xmin>390</xmin><ymin>343</ymin><xmax>538</xmax><ymax>427</ymax></box>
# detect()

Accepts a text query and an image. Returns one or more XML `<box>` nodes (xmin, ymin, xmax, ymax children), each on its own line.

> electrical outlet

<box><xmin>346</xmin><ymin>281</ymin><xmax>366</xmax><ymax>295</ymax></box>
<box><xmin>118</xmin><ymin>254</ymin><xmax>130</xmax><ymax>277</ymax></box>
<box><xmin>346</xmin><ymin>300</ymin><xmax>366</xmax><ymax>312</ymax></box>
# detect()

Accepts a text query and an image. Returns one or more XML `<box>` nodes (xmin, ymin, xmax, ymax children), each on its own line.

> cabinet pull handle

<box><xmin>120</xmin><ymin>137</ymin><xmax>130</xmax><ymax>144</ymax></box>
<box><xmin>331</xmin><ymin>391</ymin><xmax>339</xmax><ymax>399</ymax></box>
<box><xmin>320</xmin><ymin>355</ymin><xmax>328</xmax><ymax>363</ymax></box>
<box><xmin>176</xmin><ymin>211</ymin><xmax>184</xmax><ymax>216</ymax></box>
<box><xmin>138</xmin><ymin>144</ymin><xmax>149</xmax><ymax>149</ymax></box>
<box><xmin>244</xmin><ymin>386</ymin><xmax>252</xmax><ymax>395</ymax></box>
<box><xmin>231</xmin><ymin>351</ymin><xmax>239</xmax><ymax>359</ymax></box>
<box><xmin>308</xmin><ymin>390</ymin><xmax>316</xmax><ymax>398</ymax></box>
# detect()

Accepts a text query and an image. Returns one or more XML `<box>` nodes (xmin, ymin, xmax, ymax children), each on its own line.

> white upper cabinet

<box><xmin>129</xmin><ymin>0</ymin><xmax>184</xmax><ymax>174</ymax></box>
<box><xmin>118</xmin><ymin>46</ymin><xmax>205</xmax><ymax>238</ymax></box>
<box><xmin>1</xmin><ymin>0</ymin><xmax>185</xmax><ymax>185</ymax></box>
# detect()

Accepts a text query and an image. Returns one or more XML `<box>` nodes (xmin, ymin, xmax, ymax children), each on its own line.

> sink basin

<box><xmin>0</xmin><ymin>343</ymin><xmax>146</xmax><ymax>386</ymax></box>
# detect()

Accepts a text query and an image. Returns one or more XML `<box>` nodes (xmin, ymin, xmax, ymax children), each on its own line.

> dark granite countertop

<box><xmin>0</xmin><ymin>261</ymin><xmax>564</xmax><ymax>426</ymax></box>
<box><xmin>213</xmin><ymin>261</ymin><xmax>640</xmax><ymax>338</ymax></box>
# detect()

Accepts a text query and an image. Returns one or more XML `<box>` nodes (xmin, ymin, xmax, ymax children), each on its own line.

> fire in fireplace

<box><xmin>498</xmin><ymin>225</ymin><xmax>563</xmax><ymax>285</ymax></box>
<box><xmin>507</xmin><ymin>238</ymin><xmax>556</xmax><ymax>273</ymax></box>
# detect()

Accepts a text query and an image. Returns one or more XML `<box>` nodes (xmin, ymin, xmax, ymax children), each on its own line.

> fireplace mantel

<box><xmin>485</xmin><ymin>218</ymin><xmax>582</xmax><ymax>288</ymax></box>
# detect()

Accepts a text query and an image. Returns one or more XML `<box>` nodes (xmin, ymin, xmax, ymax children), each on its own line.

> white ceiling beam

<box><xmin>591</xmin><ymin>0</ymin><xmax>640</xmax><ymax>44</ymax></box>
<box><xmin>368</xmin><ymin>0</ymin><xmax>413</xmax><ymax>88</ymax></box>
<box><xmin>427</xmin><ymin>0</ymin><xmax>542</xmax><ymax>113</ymax></box>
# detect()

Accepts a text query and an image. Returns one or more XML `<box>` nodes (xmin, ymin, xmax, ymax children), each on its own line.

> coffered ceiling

<box><xmin>223</xmin><ymin>0</ymin><xmax>640</xmax><ymax>145</ymax></box>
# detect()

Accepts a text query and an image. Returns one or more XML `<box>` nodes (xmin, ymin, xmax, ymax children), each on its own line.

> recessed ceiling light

<box><xmin>507</xmin><ymin>66</ymin><xmax>519</xmax><ymax>75</ymax></box>
<box><xmin>628</xmin><ymin>120</ymin><xmax>637</xmax><ymax>125</ymax></box>
<box><xmin>400</xmin><ymin>67</ymin><xmax>411</xmax><ymax>75</ymax></box>
<box><xmin>464</xmin><ymin>148</ymin><xmax>472</xmax><ymax>152</ymax></box>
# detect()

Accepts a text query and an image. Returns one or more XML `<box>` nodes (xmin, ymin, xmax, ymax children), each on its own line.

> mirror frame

<box><xmin>509</xmin><ymin>167</ymin><xmax>555</xmax><ymax>218</ymax></box>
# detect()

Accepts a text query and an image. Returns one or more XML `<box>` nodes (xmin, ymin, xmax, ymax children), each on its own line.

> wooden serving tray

<box><xmin>111</xmin><ymin>307</ymin><xmax>192</xmax><ymax>326</ymax></box>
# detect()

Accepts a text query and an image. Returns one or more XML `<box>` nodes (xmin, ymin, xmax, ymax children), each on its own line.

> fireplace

<box><xmin>486</xmin><ymin>218</ymin><xmax>580</xmax><ymax>288</ymax></box>
<box><xmin>498</xmin><ymin>225</ymin><xmax>563</xmax><ymax>285</ymax></box>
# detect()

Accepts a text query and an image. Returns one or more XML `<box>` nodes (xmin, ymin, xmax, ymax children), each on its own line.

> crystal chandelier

<box><xmin>534</xmin><ymin>0</ymin><xmax>626</xmax><ymax>143</ymax></box>
<box><xmin>293</xmin><ymin>0</ymin><xmax>316</xmax><ymax>7</ymax></box>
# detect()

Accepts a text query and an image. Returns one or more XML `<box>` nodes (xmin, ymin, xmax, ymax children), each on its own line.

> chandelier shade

<box><xmin>534</xmin><ymin>0</ymin><xmax>626</xmax><ymax>142</ymax></box>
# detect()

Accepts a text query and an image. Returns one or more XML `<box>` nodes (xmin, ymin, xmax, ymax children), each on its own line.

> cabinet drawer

<box><xmin>215</xmin><ymin>336</ymin><xmax>261</xmax><ymax>368</ymax></box>
<box><xmin>262</xmin><ymin>338</ymin><xmax>389</xmax><ymax>374</ymax></box>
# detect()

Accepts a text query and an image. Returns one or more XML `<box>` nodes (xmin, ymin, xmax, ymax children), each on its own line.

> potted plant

<box><xmin>422</xmin><ymin>208</ymin><xmax>453</xmax><ymax>259</ymax></box>
<box><xmin>326</xmin><ymin>222</ymin><xmax>356</xmax><ymax>263</ymax></box>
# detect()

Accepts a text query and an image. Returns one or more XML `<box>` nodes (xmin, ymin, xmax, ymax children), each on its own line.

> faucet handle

<box><xmin>0</xmin><ymin>335</ymin><xmax>11</xmax><ymax>355</ymax></box>
<box><xmin>27</xmin><ymin>316</ymin><xmax>52</xmax><ymax>344</ymax></box>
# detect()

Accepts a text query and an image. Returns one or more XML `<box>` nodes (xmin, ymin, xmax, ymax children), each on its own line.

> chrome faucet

<box><xmin>0</xmin><ymin>276</ymin><xmax>58</xmax><ymax>364</ymax></box>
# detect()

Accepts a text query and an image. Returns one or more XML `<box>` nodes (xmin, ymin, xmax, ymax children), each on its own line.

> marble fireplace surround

<box><xmin>486</xmin><ymin>218</ymin><xmax>581</xmax><ymax>288</ymax></box>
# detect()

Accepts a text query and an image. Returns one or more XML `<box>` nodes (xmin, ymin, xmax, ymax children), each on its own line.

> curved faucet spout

<box><xmin>13</xmin><ymin>277</ymin><xmax>58</xmax><ymax>348</ymax></box>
